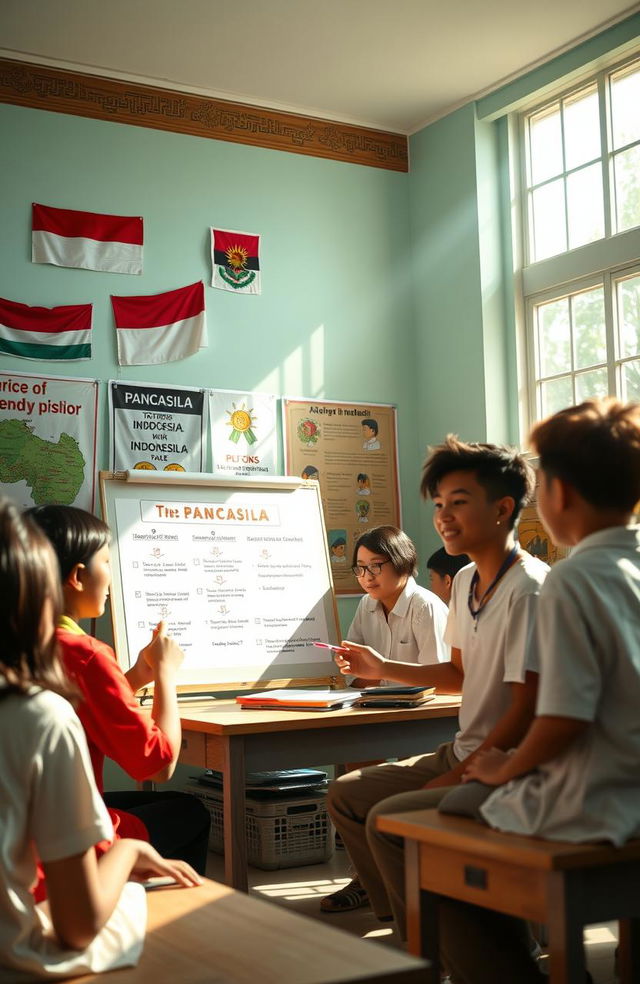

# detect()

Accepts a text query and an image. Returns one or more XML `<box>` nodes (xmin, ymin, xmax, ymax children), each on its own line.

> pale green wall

<box><xmin>0</xmin><ymin>102</ymin><xmax>420</xmax><ymax>636</ymax></box>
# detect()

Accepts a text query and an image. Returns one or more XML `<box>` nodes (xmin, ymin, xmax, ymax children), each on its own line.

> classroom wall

<box><xmin>0</xmin><ymin>100</ymin><xmax>418</xmax><ymax>636</ymax></box>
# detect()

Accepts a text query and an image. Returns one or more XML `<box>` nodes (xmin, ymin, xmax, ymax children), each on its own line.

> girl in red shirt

<box><xmin>28</xmin><ymin>504</ymin><xmax>210</xmax><ymax>875</ymax></box>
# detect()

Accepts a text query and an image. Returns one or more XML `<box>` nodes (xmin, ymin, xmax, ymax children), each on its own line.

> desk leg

<box><xmin>618</xmin><ymin>917</ymin><xmax>640</xmax><ymax>984</ymax></box>
<box><xmin>405</xmin><ymin>841</ymin><xmax>439</xmax><ymax>982</ymax></box>
<box><xmin>222</xmin><ymin>735</ymin><xmax>248</xmax><ymax>893</ymax></box>
<box><xmin>546</xmin><ymin>871</ymin><xmax>586</xmax><ymax>984</ymax></box>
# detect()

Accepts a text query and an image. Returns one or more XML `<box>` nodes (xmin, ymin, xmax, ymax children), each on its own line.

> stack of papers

<box><xmin>236</xmin><ymin>688</ymin><xmax>362</xmax><ymax>711</ymax></box>
<box><xmin>353</xmin><ymin>685</ymin><xmax>435</xmax><ymax>708</ymax></box>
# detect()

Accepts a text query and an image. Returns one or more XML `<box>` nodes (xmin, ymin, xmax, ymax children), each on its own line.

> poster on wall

<box><xmin>519</xmin><ymin>459</ymin><xmax>570</xmax><ymax>566</ymax></box>
<box><xmin>108</xmin><ymin>380</ymin><xmax>207</xmax><ymax>473</ymax></box>
<box><xmin>282</xmin><ymin>398</ymin><xmax>401</xmax><ymax>595</ymax></box>
<box><xmin>0</xmin><ymin>370</ymin><xmax>98</xmax><ymax>510</ymax></box>
<box><xmin>209</xmin><ymin>388</ymin><xmax>277</xmax><ymax>478</ymax></box>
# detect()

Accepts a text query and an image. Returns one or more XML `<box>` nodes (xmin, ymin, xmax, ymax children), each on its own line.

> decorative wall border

<box><xmin>0</xmin><ymin>58</ymin><xmax>408</xmax><ymax>172</ymax></box>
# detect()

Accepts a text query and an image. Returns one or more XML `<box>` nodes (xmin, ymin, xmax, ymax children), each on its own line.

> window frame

<box><xmin>517</xmin><ymin>50</ymin><xmax>640</xmax><ymax>437</ymax></box>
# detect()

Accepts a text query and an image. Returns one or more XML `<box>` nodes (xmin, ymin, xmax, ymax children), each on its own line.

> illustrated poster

<box><xmin>0</xmin><ymin>370</ymin><xmax>98</xmax><ymax>510</ymax></box>
<box><xmin>108</xmin><ymin>380</ymin><xmax>206</xmax><ymax>473</ymax></box>
<box><xmin>209</xmin><ymin>388</ymin><xmax>277</xmax><ymax>477</ymax></box>
<box><xmin>282</xmin><ymin>398</ymin><xmax>401</xmax><ymax>595</ymax></box>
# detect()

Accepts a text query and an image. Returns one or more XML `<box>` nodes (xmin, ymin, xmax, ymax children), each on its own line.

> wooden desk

<box><xmin>66</xmin><ymin>877</ymin><xmax>429</xmax><ymax>984</ymax></box>
<box><xmin>377</xmin><ymin>808</ymin><xmax>640</xmax><ymax>984</ymax></box>
<box><xmin>179</xmin><ymin>696</ymin><xmax>460</xmax><ymax>891</ymax></box>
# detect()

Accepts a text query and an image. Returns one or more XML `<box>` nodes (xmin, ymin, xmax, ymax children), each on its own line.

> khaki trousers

<box><xmin>327</xmin><ymin>741</ymin><xmax>459</xmax><ymax>938</ymax></box>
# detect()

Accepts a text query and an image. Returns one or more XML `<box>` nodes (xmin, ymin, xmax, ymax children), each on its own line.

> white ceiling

<box><xmin>1</xmin><ymin>0</ymin><xmax>639</xmax><ymax>133</ymax></box>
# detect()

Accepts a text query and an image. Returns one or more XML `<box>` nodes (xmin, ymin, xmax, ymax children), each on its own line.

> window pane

<box><xmin>529</xmin><ymin>105</ymin><xmax>563</xmax><ymax>184</ymax></box>
<box><xmin>575</xmin><ymin>368</ymin><xmax>608</xmax><ymax>402</ymax></box>
<box><xmin>618</xmin><ymin>274</ymin><xmax>640</xmax><ymax>358</ymax></box>
<box><xmin>573</xmin><ymin>287</ymin><xmax>606</xmax><ymax>369</ymax></box>
<box><xmin>567</xmin><ymin>164</ymin><xmax>605</xmax><ymax>249</ymax></box>
<box><xmin>622</xmin><ymin>360</ymin><xmax>640</xmax><ymax>401</ymax></box>
<box><xmin>532</xmin><ymin>179</ymin><xmax>566</xmax><ymax>260</ymax></box>
<box><xmin>610</xmin><ymin>62</ymin><xmax>640</xmax><ymax>149</ymax></box>
<box><xmin>538</xmin><ymin>298</ymin><xmax>570</xmax><ymax>376</ymax></box>
<box><xmin>613</xmin><ymin>145</ymin><xmax>640</xmax><ymax>233</ymax></box>
<box><xmin>540</xmin><ymin>375</ymin><xmax>573</xmax><ymax>416</ymax></box>
<box><xmin>564</xmin><ymin>86</ymin><xmax>600</xmax><ymax>169</ymax></box>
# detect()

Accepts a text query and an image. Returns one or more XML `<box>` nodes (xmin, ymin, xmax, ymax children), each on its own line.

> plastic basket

<box><xmin>183</xmin><ymin>781</ymin><xmax>335</xmax><ymax>870</ymax></box>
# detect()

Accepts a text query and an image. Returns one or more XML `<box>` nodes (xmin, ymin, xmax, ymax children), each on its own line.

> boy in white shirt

<box><xmin>324</xmin><ymin>438</ymin><xmax>548</xmax><ymax>934</ymax></box>
<box><xmin>441</xmin><ymin>398</ymin><xmax>640</xmax><ymax>983</ymax></box>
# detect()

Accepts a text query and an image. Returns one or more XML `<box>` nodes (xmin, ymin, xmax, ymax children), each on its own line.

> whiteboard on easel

<box><xmin>100</xmin><ymin>471</ymin><xmax>342</xmax><ymax>692</ymax></box>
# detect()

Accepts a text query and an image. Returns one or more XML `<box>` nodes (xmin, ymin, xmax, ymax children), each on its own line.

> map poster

<box><xmin>209</xmin><ymin>388</ymin><xmax>277</xmax><ymax>478</ymax></box>
<box><xmin>108</xmin><ymin>380</ymin><xmax>207</xmax><ymax>473</ymax></box>
<box><xmin>282</xmin><ymin>398</ymin><xmax>401</xmax><ymax>595</ymax></box>
<box><xmin>0</xmin><ymin>370</ymin><xmax>98</xmax><ymax>510</ymax></box>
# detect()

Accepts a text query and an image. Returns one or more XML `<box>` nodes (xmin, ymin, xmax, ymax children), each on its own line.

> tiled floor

<box><xmin>206</xmin><ymin>848</ymin><xmax>620</xmax><ymax>982</ymax></box>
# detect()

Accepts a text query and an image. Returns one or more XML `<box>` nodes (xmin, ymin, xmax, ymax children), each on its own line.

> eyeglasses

<box><xmin>352</xmin><ymin>560</ymin><xmax>392</xmax><ymax>578</ymax></box>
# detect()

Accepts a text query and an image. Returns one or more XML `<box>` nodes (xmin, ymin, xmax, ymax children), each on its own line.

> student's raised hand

<box><xmin>336</xmin><ymin>641</ymin><xmax>387</xmax><ymax>680</ymax></box>
<box><xmin>462</xmin><ymin>747</ymin><xmax>511</xmax><ymax>786</ymax></box>
<box><xmin>129</xmin><ymin>840</ymin><xmax>203</xmax><ymax>888</ymax></box>
<box><xmin>139</xmin><ymin>621</ymin><xmax>185</xmax><ymax>677</ymax></box>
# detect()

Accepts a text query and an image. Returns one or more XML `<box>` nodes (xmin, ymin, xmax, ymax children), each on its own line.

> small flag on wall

<box><xmin>211</xmin><ymin>228</ymin><xmax>261</xmax><ymax>294</ymax></box>
<box><xmin>32</xmin><ymin>203</ymin><xmax>144</xmax><ymax>275</ymax></box>
<box><xmin>111</xmin><ymin>280</ymin><xmax>207</xmax><ymax>366</ymax></box>
<box><xmin>0</xmin><ymin>296</ymin><xmax>92</xmax><ymax>361</ymax></box>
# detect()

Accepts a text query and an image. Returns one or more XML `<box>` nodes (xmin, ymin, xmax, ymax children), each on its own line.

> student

<box><xmin>27</xmin><ymin>505</ymin><xmax>211</xmax><ymax>877</ymax></box>
<box><xmin>330</xmin><ymin>536</ymin><xmax>347</xmax><ymax>563</ymax></box>
<box><xmin>321</xmin><ymin>524</ymin><xmax>450</xmax><ymax>912</ymax></box>
<box><xmin>426</xmin><ymin>546</ymin><xmax>470</xmax><ymax>605</ymax></box>
<box><xmin>362</xmin><ymin>419</ymin><xmax>381</xmax><ymax>450</ymax></box>
<box><xmin>437</xmin><ymin>399</ymin><xmax>640</xmax><ymax>984</ymax></box>
<box><xmin>0</xmin><ymin>499</ymin><xmax>201</xmax><ymax>980</ymax></box>
<box><xmin>324</xmin><ymin>438</ymin><xmax>547</xmax><ymax>935</ymax></box>
<box><xmin>356</xmin><ymin>473</ymin><xmax>371</xmax><ymax>495</ymax></box>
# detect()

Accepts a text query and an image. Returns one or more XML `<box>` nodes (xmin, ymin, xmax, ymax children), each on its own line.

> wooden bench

<box><xmin>64</xmin><ymin>877</ymin><xmax>428</xmax><ymax>983</ymax></box>
<box><xmin>376</xmin><ymin>807</ymin><xmax>640</xmax><ymax>984</ymax></box>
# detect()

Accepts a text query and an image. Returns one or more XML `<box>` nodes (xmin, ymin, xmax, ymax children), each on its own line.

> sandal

<box><xmin>320</xmin><ymin>878</ymin><xmax>370</xmax><ymax>913</ymax></box>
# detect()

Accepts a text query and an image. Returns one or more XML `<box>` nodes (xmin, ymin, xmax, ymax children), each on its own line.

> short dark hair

<box><xmin>0</xmin><ymin>498</ymin><xmax>73</xmax><ymax>701</ymax></box>
<box><xmin>362</xmin><ymin>418</ymin><xmax>378</xmax><ymax>435</ymax></box>
<box><xmin>420</xmin><ymin>435</ymin><xmax>535</xmax><ymax>529</ymax></box>
<box><xmin>302</xmin><ymin>465</ymin><xmax>319</xmax><ymax>479</ymax></box>
<box><xmin>331</xmin><ymin>536</ymin><xmax>346</xmax><ymax>549</ymax></box>
<box><xmin>26</xmin><ymin>505</ymin><xmax>110</xmax><ymax>582</ymax></box>
<box><xmin>352</xmin><ymin>525</ymin><xmax>418</xmax><ymax>577</ymax></box>
<box><xmin>426</xmin><ymin>547</ymin><xmax>470</xmax><ymax>579</ymax></box>
<box><xmin>530</xmin><ymin>398</ymin><xmax>640</xmax><ymax>511</ymax></box>
<box><xmin>357</xmin><ymin>473</ymin><xmax>369</xmax><ymax>483</ymax></box>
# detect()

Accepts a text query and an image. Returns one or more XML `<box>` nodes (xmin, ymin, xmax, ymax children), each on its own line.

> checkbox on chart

<box><xmin>135</xmin><ymin>591</ymin><xmax>141</xmax><ymax>598</ymax></box>
<box><xmin>197</xmin><ymin>588</ymin><xmax>203</xmax><ymax>595</ymax></box>
<box><xmin>137</xmin><ymin>621</ymin><xmax>145</xmax><ymax>628</ymax></box>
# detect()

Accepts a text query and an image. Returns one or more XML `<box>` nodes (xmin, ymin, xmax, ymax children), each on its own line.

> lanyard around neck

<box><xmin>467</xmin><ymin>546</ymin><xmax>519</xmax><ymax>631</ymax></box>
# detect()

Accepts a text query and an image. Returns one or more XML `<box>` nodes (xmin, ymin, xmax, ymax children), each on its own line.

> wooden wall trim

<box><xmin>0</xmin><ymin>58</ymin><xmax>408</xmax><ymax>172</ymax></box>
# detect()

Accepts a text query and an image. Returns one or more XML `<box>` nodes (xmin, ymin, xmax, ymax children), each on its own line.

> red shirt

<box><xmin>56</xmin><ymin>619</ymin><xmax>174</xmax><ymax>842</ymax></box>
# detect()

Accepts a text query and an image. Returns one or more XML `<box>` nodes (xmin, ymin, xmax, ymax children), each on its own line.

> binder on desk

<box><xmin>236</xmin><ymin>688</ymin><xmax>361</xmax><ymax>711</ymax></box>
<box><xmin>353</xmin><ymin>685</ymin><xmax>435</xmax><ymax>708</ymax></box>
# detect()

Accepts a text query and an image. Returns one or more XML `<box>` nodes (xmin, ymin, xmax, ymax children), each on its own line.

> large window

<box><xmin>519</xmin><ymin>54</ymin><xmax>640</xmax><ymax>427</ymax></box>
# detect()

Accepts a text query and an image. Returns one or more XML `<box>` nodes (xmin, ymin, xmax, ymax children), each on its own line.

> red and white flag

<box><xmin>0</xmin><ymin>296</ymin><xmax>92</xmax><ymax>361</ymax></box>
<box><xmin>32</xmin><ymin>203</ymin><xmax>143</xmax><ymax>275</ymax></box>
<box><xmin>111</xmin><ymin>281</ymin><xmax>207</xmax><ymax>366</ymax></box>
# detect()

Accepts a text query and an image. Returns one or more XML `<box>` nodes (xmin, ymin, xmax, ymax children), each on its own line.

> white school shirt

<box><xmin>445</xmin><ymin>553</ymin><xmax>548</xmax><ymax>762</ymax></box>
<box><xmin>0</xmin><ymin>686</ymin><xmax>146</xmax><ymax>981</ymax></box>
<box><xmin>482</xmin><ymin>527</ymin><xmax>640</xmax><ymax>846</ymax></box>
<box><xmin>346</xmin><ymin>576</ymin><xmax>450</xmax><ymax>666</ymax></box>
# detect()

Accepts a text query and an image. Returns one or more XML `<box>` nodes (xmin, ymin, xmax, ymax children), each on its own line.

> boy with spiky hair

<box><xmin>439</xmin><ymin>399</ymin><xmax>640</xmax><ymax>982</ymax></box>
<box><xmin>325</xmin><ymin>437</ymin><xmax>548</xmax><ymax>933</ymax></box>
